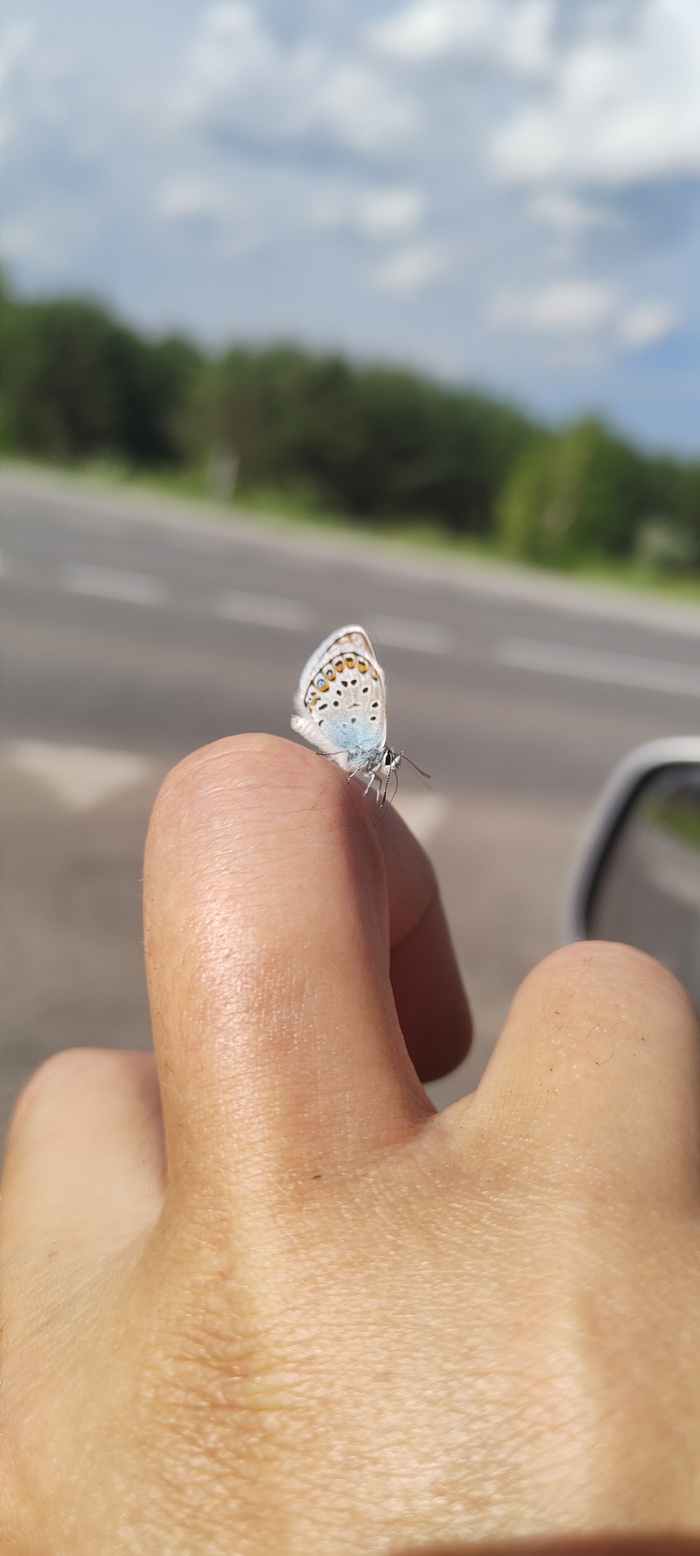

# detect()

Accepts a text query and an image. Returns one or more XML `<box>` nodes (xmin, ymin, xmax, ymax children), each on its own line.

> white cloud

<box><xmin>0</xmin><ymin>213</ymin><xmax>50</xmax><ymax>265</ymax></box>
<box><xmin>527</xmin><ymin>192</ymin><xmax>620</xmax><ymax>235</ymax></box>
<box><xmin>155</xmin><ymin>175</ymin><xmax>262</xmax><ymax>254</ymax></box>
<box><xmin>309</xmin><ymin>185</ymin><xmax>425</xmax><ymax>240</ymax></box>
<box><xmin>0</xmin><ymin>22</ymin><xmax>37</xmax><ymax>154</ymax></box>
<box><xmin>371</xmin><ymin>242</ymin><xmax>449</xmax><ymax>292</ymax></box>
<box><xmin>493</xmin><ymin>280</ymin><xmax>681</xmax><ymax>357</ymax></box>
<box><xmin>0</xmin><ymin>20</ymin><xmax>74</xmax><ymax>161</ymax></box>
<box><xmin>618</xmin><ymin>302</ymin><xmax>679</xmax><ymax>349</ymax></box>
<box><xmin>0</xmin><ymin>207</ymin><xmax>89</xmax><ymax>274</ymax></box>
<box><xmin>0</xmin><ymin>21</ymin><xmax>100</xmax><ymax>278</ymax></box>
<box><xmin>156</xmin><ymin>176</ymin><xmax>241</xmax><ymax>227</ymax></box>
<box><xmin>493</xmin><ymin>0</ymin><xmax>700</xmax><ymax>186</ymax></box>
<box><xmin>177</xmin><ymin>2</ymin><xmax>418</xmax><ymax>157</ymax></box>
<box><xmin>494</xmin><ymin>279</ymin><xmax>617</xmax><ymax>333</ymax></box>
<box><xmin>368</xmin><ymin>0</ymin><xmax>554</xmax><ymax>75</ymax></box>
<box><xmin>157</xmin><ymin>178</ymin><xmax>217</xmax><ymax>225</ymax></box>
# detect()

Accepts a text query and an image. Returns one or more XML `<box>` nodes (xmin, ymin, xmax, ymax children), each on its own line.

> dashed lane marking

<box><xmin>7</xmin><ymin>557</ymin><xmax>452</xmax><ymax>659</ymax></box>
<box><xmin>61</xmin><ymin>563</ymin><xmax>166</xmax><ymax>606</ymax></box>
<box><xmin>498</xmin><ymin>637</ymin><xmax>700</xmax><ymax>699</ymax></box>
<box><xmin>369</xmin><ymin>616</ymin><xmax>450</xmax><ymax>655</ymax></box>
<box><xmin>3</xmin><ymin>740</ymin><xmax>157</xmax><ymax>811</ymax></box>
<box><xmin>216</xmin><ymin>590</ymin><xmax>313</xmax><ymax>630</ymax></box>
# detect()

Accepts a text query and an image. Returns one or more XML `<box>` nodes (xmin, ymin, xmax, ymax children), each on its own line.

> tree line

<box><xmin>1</xmin><ymin>273</ymin><xmax>698</xmax><ymax>572</ymax></box>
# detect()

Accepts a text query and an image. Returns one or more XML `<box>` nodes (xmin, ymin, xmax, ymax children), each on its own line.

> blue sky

<box><xmin>2</xmin><ymin>0</ymin><xmax>699</xmax><ymax>453</ymax></box>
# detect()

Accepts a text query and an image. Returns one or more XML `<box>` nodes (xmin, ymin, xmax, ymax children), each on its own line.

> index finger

<box><xmin>144</xmin><ymin>735</ymin><xmax>470</xmax><ymax>1197</ymax></box>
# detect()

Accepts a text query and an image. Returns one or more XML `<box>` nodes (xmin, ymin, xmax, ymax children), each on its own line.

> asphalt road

<box><xmin>2</xmin><ymin>465</ymin><xmax>699</xmax><ymax>1139</ymax></box>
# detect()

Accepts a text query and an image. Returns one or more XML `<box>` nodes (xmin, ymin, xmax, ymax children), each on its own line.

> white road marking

<box><xmin>3</xmin><ymin>740</ymin><xmax>156</xmax><ymax>811</ymax></box>
<box><xmin>216</xmin><ymin>590</ymin><xmax>312</xmax><ymax>630</ymax></box>
<box><xmin>369</xmin><ymin>616</ymin><xmax>450</xmax><ymax>654</ymax></box>
<box><xmin>498</xmin><ymin>637</ymin><xmax>700</xmax><ymax>698</ymax></box>
<box><xmin>392</xmin><ymin>792</ymin><xmax>450</xmax><ymax>846</ymax></box>
<box><xmin>62</xmin><ymin>563</ymin><xmax>165</xmax><ymax>605</ymax></box>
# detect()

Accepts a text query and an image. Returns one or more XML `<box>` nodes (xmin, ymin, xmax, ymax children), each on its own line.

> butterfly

<box><xmin>291</xmin><ymin>624</ymin><xmax>403</xmax><ymax>803</ymax></box>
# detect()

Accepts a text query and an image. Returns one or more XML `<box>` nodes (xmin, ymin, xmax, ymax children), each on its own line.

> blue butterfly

<box><xmin>291</xmin><ymin>624</ymin><xmax>402</xmax><ymax>802</ymax></box>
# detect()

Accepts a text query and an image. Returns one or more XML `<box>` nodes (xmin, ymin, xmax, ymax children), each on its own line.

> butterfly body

<box><xmin>291</xmin><ymin>624</ymin><xmax>401</xmax><ymax>799</ymax></box>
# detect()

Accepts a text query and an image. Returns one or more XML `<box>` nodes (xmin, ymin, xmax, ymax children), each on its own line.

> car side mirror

<box><xmin>564</xmin><ymin>738</ymin><xmax>700</xmax><ymax>1008</ymax></box>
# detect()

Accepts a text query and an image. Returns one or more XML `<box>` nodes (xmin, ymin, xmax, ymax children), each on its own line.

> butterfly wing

<box><xmin>290</xmin><ymin>710</ymin><xmax>349</xmax><ymax>761</ymax></box>
<box><xmin>292</xmin><ymin>625</ymin><xmax>381</xmax><ymax>712</ymax></box>
<box><xmin>291</xmin><ymin>624</ymin><xmax>388</xmax><ymax>760</ymax></box>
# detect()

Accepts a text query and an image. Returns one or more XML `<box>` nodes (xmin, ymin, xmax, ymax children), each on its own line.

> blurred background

<box><xmin>1</xmin><ymin>0</ymin><xmax>699</xmax><ymax>1139</ymax></box>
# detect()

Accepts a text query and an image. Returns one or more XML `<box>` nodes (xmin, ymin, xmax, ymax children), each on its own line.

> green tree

<box><xmin>191</xmin><ymin>346</ymin><xmax>534</xmax><ymax>533</ymax></box>
<box><xmin>497</xmin><ymin>419</ymin><xmax>656</xmax><ymax>565</ymax></box>
<box><xmin>0</xmin><ymin>281</ymin><xmax>203</xmax><ymax>465</ymax></box>
<box><xmin>1</xmin><ymin>269</ymin><xmax>698</xmax><ymax>572</ymax></box>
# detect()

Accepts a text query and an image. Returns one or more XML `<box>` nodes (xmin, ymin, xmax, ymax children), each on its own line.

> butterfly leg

<box><xmin>344</xmin><ymin>759</ymin><xmax>363</xmax><ymax>785</ymax></box>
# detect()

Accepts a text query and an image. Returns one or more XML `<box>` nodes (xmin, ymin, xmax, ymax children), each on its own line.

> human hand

<box><xmin>2</xmin><ymin>735</ymin><xmax>700</xmax><ymax>1555</ymax></box>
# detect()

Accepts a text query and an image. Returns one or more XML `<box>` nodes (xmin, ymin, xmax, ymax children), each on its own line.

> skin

<box><xmin>1</xmin><ymin>732</ymin><xmax>700</xmax><ymax>1555</ymax></box>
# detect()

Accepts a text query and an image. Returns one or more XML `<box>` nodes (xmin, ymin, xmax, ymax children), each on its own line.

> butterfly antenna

<box><xmin>400</xmin><ymin>753</ymin><xmax>431</xmax><ymax>783</ymax></box>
